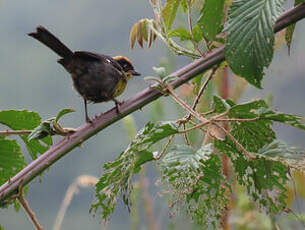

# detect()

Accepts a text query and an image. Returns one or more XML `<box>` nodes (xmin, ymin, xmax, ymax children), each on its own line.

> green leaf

<box><xmin>285</xmin><ymin>0</ymin><xmax>305</xmax><ymax>54</ymax></box>
<box><xmin>55</xmin><ymin>108</ymin><xmax>75</xmax><ymax>122</ymax></box>
<box><xmin>258</xmin><ymin>140</ymin><xmax>305</xmax><ymax>161</ymax></box>
<box><xmin>0</xmin><ymin>110</ymin><xmax>52</xmax><ymax>159</ymax></box>
<box><xmin>224</xmin><ymin>0</ymin><xmax>285</xmax><ymax>88</ymax></box>
<box><xmin>261</xmin><ymin>111</ymin><xmax>305</xmax><ymax>131</ymax></box>
<box><xmin>180</xmin><ymin>0</ymin><xmax>189</xmax><ymax>12</ymax></box>
<box><xmin>91</xmin><ymin>121</ymin><xmax>178</xmax><ymax>219</ymax></box>
<box><xmin>192</xmin><ymin>25</ymin><xmax>203</xmax><ymax>43</ymax></box>
<box><xmin>212</xmin><ymin>96</ymin><xmax>232</xmax><ymax>113</ymax></box>
<box><xmin>228</xmin><ymin>100</ymin><xmax>268</xmax><ymax>118</ymax></box>
<box><xmin>168</xmin><ymin>28</ymin><xmax>192</xmax><ymax>41</ymax></box>
<box><xmin>228</xmin><ymin>100</ymin><xmax>275</xmax><ymax>152</ymax></box>
<box><xmin>161</xmin><ymin>0</ymin><xmax>181</xmax><ymax>30</ymax></box>
<box><xmin>285</xmin><ymin>24</ymin><xmax>295</xmax><ymax>55</ymax></box>
<box><xmin>0</xmin><ymin>138</ymin><xmax>26</xmax><ymax>186</ymax></box>
<box><xmin>215</xmin><ymin>139</ymin><xmax>289</xmax><ymax>214</ymax></box>
<box><xmin>159</xmin><ymin>144</ymin><xmax>228</xmax><ymax>228</ymax></box>
<box><xmin>197</xmin><ymin>0</ymin><xmax>225</xmax><ymax>41</ymax></box>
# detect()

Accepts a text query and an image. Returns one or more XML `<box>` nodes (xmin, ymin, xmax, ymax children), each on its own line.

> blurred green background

<box><xmin>0</xmin><ymin>0</ymin><xmax>305</xmax><ymax>229</ymax></box>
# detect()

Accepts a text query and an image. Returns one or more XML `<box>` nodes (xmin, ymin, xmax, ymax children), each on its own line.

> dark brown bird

<box><xmin>28</xmin><ymin>26</ymin><xmax>140</xmax><ymax>122</ymax></box>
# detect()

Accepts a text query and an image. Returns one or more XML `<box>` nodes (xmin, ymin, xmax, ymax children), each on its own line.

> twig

<box><xmin>191</xmin><ymin>67</ymin><xmax>218</xmax><ymax>111</ymax></box>
<box><xmin>182</xmin><ymin>123</ymin><xmax>191</xmax><ymax>145</ymax></box>
<box><xmin>215</xmin><ymin>117</ymin><xmax>260</xmax><ymax>122</ymax></box>
<box><xmin>212</xmin><ymin>122</ymin><xmax>256</xmax><ymax>159</ymax></box>
<box><xmin>17</xmin><ymin>186</ymin><xmax>44</xmax><ymax>230</ymax></box>
<box><xmin>178</xmin><ymin>120</ymin><xmax>210</xmax><ymax>133</ymax></box>
<box><xmin>166</xmin><ymin>85</ymin><xmax>208</xmax><ymax>122</ymax></box>
<box><xmin>155</xmin><ymin>135</ymin><xmax>175</xmax><ymax>160</ymax></box>
<box><xmin>0</xmin><ymin>130</ymin><xmax>32</xmax><ymax>136</ymax></box>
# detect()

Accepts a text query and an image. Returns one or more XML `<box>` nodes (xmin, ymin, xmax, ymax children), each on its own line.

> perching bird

<box><xmin>28</xmin><ymin>26</ymin><xmax>140</xmax><ymax>123</ymax></box>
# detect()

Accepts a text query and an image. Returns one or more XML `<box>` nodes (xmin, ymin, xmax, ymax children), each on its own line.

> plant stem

<box><xmin>18</xmin><ymin>186</ymin><xmax>44</xmax><ymax>230</ymax></box>
<box><xmin>0</xmin><ymin>130</ymin><xmax>32</xmax><ymax>136</ymax></box>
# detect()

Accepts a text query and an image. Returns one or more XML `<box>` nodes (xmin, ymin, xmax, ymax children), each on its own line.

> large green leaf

<box><xmin>161</xmin><ymin>0</ymin><xmax>181</xmax><ymax>30</ymax></box>
<box><xmin>197</xmin><ymin>0</ymin><xmax>225</xmax><ymax>41</ymax></box>
<box><xmin>0</xmin><ymin>110</ymin><xmax>52</xmax><ymax>159</ymax></box>
<box><xmin>0</xmin><ymin>138</ymin><xmax>26</xmax><ymax>186</ymax></box>
<box><xmin>215</xmin><ymin>139</ymin><xmax>289</xmax><ymax>214</ymax></box>
<box><xmin>91</xmin><ymin>121</ymin><xmax>178</xmax><ymax>219</ymax></box>
<box><xmin>160</xmin><ymin>144</ymin><xmax>228</xmax><ymax>228</ymax></box>
<box><xmin>224</xmin><ymin>0</ymin><xmax>285</xmax><ymax>88</ymax></box>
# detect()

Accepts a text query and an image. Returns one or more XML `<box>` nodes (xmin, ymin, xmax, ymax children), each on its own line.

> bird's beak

<box><xmin>130</xmin><ymin>70</ymin><xmax>141</xmax><ymax>76</ymax></box>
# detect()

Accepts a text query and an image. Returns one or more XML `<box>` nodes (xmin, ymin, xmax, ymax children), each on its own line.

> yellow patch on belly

<box><xmin>113</xmin><ymin>78</ymin><xmax>127</xmax><ymax>98</ymax></box>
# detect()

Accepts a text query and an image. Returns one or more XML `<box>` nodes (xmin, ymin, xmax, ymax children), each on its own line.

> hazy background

<box><xmin>0</xmin><ymin>0</ymin><xmax>305</xmax><ymax>229</ymax></box>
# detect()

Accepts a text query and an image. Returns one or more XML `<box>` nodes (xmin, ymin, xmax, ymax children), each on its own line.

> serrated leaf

<box><xmin>215</xmin><ymin>138</ymin><xmax>289</xmax><ymax>214</ymax></box>
<box><xmin>91</xmin><ymin>121</ymin><xmax>178</xmax><ymax>219</ymax></box>
<box><xmin>227</xmin><ymin>100</ymin><xmax>275</xmax><ymax>151</ymax></box>
<box><xmin>228</xmin><ymin>100</ymin><xmax>268</xmax><ymax>118</ymax></box>
<box><xmin>0</xmin><ymin>138</ymin><xmax>26</xmax><ymax>186</ymax></box>
<box><xmin>224</xmin><ymin>0</ymin><xmax>285</xmax><ymax>88</ymax></box>
<box><xmin>168</xmin><ymin>28</ymin><xmax>192</xmax><ymax>41</ymax></box>
<box><xmin>0</xmin><ymin>110</ymin><xmax>52</xmax><ymax>159</ymax></box>
<box><xmin>159</xmin><ymin>144</ymin><xmax>229</xmax><ymax>228</ymax></box>
<box><xmin>261</xmin><ymin>111</ymin><xmax>305</xmax><ymax>131</ymax></box>
<box><xmin>197</xmin><ymin>0</ymin><xmax>225</xmax><ymax>41</ymax></box>
<box><xmin>161</xmin><ymin>0</ymin><xmax>181</xmax><ymax>30</ymax></box>
<box><xmin>55</xmin><ymin>108</ymin><xmax>75</xmax><ymax>122</ymax></box>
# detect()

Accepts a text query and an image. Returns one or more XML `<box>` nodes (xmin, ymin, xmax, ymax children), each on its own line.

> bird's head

<box><xmin>113</xmin><ymin>56</ymin><xmax>141</xmax><ymax>80</ymax></box>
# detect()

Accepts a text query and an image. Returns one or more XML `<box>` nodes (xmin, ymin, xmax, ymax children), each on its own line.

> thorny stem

<box><xmin>18</xmin><ymin>186</ymin><xmax>44</xmax><ymax>230</ymax></box>
<box><xmin>212</xmin><ymin>122</ymin><xmax>256</xmax><ymax>159</ymax></box>
<box><xmin>0</xmin><ymin>130</ymin><xmax>32</xmax><ymax>136</ymax></box>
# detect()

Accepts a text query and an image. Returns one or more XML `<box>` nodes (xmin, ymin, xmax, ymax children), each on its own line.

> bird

<box><xmin>28</xmin><ymin>26</ymin><xmax>141</xmax><ymax>123</ymax></box>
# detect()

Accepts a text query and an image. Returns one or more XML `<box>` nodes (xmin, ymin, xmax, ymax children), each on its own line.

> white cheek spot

<box><xmin>106</xmin><ymin>59</ymin><xmax>111</xmax><ymax>64</ymax></box>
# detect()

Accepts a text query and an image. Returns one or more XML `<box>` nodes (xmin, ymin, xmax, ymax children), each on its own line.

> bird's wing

<box><xmin>73</xmin><ymin>51</ymin><xmax>123</xmax><ymax>71</ymax></box>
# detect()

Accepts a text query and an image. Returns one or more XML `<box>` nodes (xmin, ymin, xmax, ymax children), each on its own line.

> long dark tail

<box><xmin>28</xmin><ymin>26</ymin><xmax>73</xmax><ymax>58</ymax></box>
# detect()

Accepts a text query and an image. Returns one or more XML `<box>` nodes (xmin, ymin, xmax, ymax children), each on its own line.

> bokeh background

<box><xmin>0</xmin><ymin>0</ymin><xmax>305</xmax><ymax>229</ymax></box>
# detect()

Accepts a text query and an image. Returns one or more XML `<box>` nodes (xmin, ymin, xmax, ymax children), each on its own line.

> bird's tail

<box><xmin>28</xmin><ymin>26</ymin><xmax>73</xmax><ymax>58</ymax></box>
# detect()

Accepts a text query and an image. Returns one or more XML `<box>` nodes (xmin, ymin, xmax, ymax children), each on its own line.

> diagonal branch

<box><xmin>1</xmin><ymin>3</ymin><xmax>305</xmax><ymax>204</ymax></box>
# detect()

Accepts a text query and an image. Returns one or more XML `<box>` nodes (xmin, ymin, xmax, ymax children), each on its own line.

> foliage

<box><xmin>90</xmin><ymin>121</ymin><xmax>178</xmax><ymax>218</ymax></box>
<box><xmin>0</xmin><ymin>110</ymin><xmax>52</xmax><ymax>159</ymax></box>
<box><xmin>197</xmin><ymin>0</ymin><xmax>225</xmax><ymax>41</ymax></box>
<box><xmin>1</xmin><ymin>0</ymin><xmax>305</xmax><ymax>229</ymax></box>
<box><xmin>159</xmin><ymin>144</ymin><xmax>229</xmax><ymax>228</ymax></box>
<box><xmin>0</xmin><ymin>137</ymin><xmax>26</xmax><ymax>186</ymax></box>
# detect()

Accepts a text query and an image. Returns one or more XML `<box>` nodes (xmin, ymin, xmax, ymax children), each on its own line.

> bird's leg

<box><xmin>84</xmin><ymin>98</ymin><xmax>92</xmax><ymax>123</ymax></box>
<box><xmin>112</xmin><ymin>98</ymin><xmax>123</xmax><ymax>114</ymax></box>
